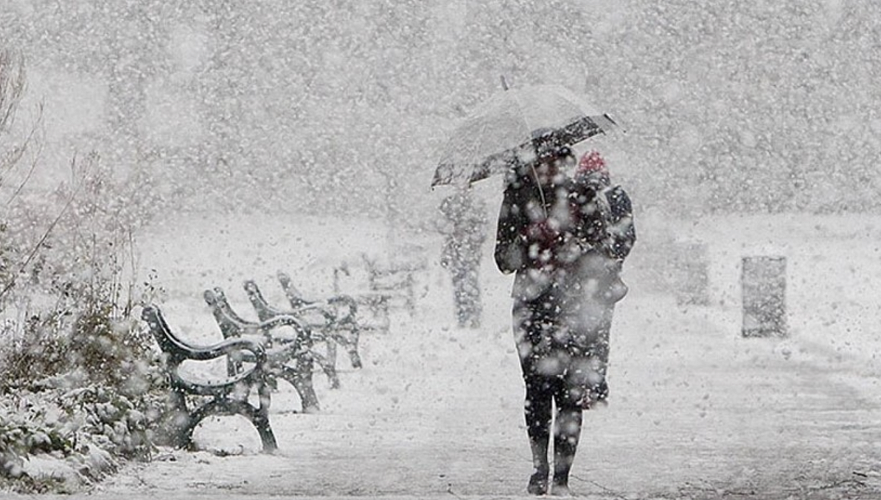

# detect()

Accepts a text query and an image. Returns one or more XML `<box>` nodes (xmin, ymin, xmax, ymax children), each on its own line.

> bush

<box><xmin>0</xmin><ymin>380</ymin><xmax>167</xmax><ymax>491</ymax></box>
<box><xmin>0</xmin><ymin>311</ymin><xmax>69</xmax><ymax>393</ymax></box>
<box><xmin>0</xmin><ymin>171</ymin><xmax>166</xmax><ymax>491</ymax></box>
<box><xmin>0</xmin><ymin>52</ymin><xmax>164</xmax><ymax>493</ymax></box>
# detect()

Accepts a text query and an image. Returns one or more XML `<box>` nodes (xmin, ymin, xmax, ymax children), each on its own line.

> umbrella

<box><xmin>432</xmin><ymin>84</ymin><xmax>618</xmax><ymax>187</ymax></box>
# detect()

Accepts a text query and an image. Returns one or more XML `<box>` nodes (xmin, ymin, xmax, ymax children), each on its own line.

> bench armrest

<box><xmin>183</xmin><ymin>336</ymin><xmax>266</xmax><ymax>364</ymax></box>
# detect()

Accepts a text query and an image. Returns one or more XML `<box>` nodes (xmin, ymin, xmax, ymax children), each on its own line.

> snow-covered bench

<box><xmin>332</xmin><ymin>248</ymin><xmax>428</xmax><ymax>331</ymax></box>
<box><xmin>246</xmin><ymin>275</ymin><xmax>362</xmax><ymax>373</ymax></box>
<box><xmin>142</xmin><ymin>305</ymin><xmax>277</xmax><ymax>452</ymax></box>
<box><xmin>202</xmin><ymin>288</ymin><xmax>329</xmax><ymax>411</ymax></box>
<box><xmin>363</xmin><ymin>255</ymin><xmax>420</xmax><ymax>313</ymax></box>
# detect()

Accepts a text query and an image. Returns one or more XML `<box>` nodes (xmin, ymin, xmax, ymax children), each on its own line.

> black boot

<box><xmin>551</xmin><ymin>447</ymin><xmax>573</xmax><ymax>497</ymax></box>
<box><xmin>550</xmin><ymin>480</ymin><xmax>571</xmax><ymax>496</ymax></box>
<box><xmin>551</xmin><ymin>408</ymin><xmax>582</xmax><ymax>496</ymax></box>
<box><xmin>527</xmin><ymin>438</ymin><xmax>549</xmax><ymax>495</ymax></box>
<box><xmin>528</xmin><ymin>468</ymin><xmax>549</xmax><ymax>496</ymax></box>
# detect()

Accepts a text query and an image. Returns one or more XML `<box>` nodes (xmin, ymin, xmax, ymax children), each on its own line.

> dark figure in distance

<box><xmin>439</xmin><ymin>188</ymin><xmax>488</xmax><ymax>328</ymax></box>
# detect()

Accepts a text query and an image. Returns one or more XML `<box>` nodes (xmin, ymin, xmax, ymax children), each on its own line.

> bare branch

<box><xmin>0</xmin><ymin>154</ymin><xmax>93</xmax><ymax>302</ymax></box>
<box><xmin>4</xmin><ymin>104</ymin><xmax>45</xmax><ymax>206</ymax></box>
<box><xmin>0</xmin><ymin>49</ymin><xmax>26</xmax><ymax>136</ymax></box>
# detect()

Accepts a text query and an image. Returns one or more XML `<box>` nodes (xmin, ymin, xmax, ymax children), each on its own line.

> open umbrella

<box><xmin>432</xmin><ymin>84</ymin><xmax>618</xmax><ymax>187</ymax></box>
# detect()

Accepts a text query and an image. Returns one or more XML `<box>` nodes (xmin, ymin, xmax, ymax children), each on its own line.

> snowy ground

<box><xmin>13</xmin><ymin>211</ymin><xmax>881</xmax><ymax>499</ymax></box>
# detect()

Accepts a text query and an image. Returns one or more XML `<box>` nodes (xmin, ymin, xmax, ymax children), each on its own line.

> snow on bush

<box><xmin>0</xmin><ymin>51</ymin><xmax>165</xmax><ymax>493</ymax></box>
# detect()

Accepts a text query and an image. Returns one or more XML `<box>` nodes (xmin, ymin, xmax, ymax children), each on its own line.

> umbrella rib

<box><xmin>509</xmin><ymin>89</ymin><xmax>548</xmax><ymax>218</ymax></box>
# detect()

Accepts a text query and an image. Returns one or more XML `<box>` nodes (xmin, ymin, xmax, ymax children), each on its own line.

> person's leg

<box><xmin>451</xmin><ymin>269</ymin><xmax>467</xmax><ymax>327</ymax></box>
<box><xmin>454</xmin><ymin>266</ymin><xmax>481</xmax><ymax>328</ymax></box>
<box><xmin>515</xmin><ymin>299</ymin><xmax>556</xmax><ymax>495</ymax></box>
<box><xmin>524</xmin><ymin>373</ymin><xmax>554</xmax><ymax>494</ymax></box>
<box><xmin>551</xmin><ymin>384</ymin><xmax>583</xmax><ymax>495</ymax></box>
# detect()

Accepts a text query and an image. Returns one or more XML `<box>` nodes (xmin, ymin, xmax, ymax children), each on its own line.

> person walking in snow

<box><xmin>494</xmin><ymin>141</ymin><xmax>635</xmax><ymax>496</ymax></box>
<box><xmin>494</xmin><ymin>141</ymin><xmax>579</xmax><ymax>496</ymax></box>
<box><xmin>439</xmin><ymin>188</ymin><xmax>488</xmax><ymax>328</ymax></box>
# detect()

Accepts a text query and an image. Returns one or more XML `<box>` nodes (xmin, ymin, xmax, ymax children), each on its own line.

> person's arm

<box><xmin>606</xmin><ymin>186</ymin><xmax>636</xmax><ymax>260</ymax></box>
<box><xmin>570</xmin><ymin>183</ymin><xmax>607</xmax><ymax>247</ymax></box>
<box><xmin>494</xmin><ymin>184</ymin><xmax>527</xmax><ymax>274</ymax></box>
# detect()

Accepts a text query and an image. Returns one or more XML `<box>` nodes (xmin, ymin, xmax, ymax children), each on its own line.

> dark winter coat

<box><xmin>494</xmin><ymin>170</ymin><xmax>576</xmax><ymax>302</ymax></box>
<box><xmin>602</xmin><ymin>185</ymin><xmax>636</xmax><ymax>261</ymax></box>
<box><xmin>494</xmin><ymin>170</ymin><xmax>636</xmax><ymax>303</ymax></box>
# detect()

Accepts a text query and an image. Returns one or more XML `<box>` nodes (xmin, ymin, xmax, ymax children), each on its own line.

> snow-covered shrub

<box><xmin>0</xmin><ymin>51</ymin><xmax>164</xmax><ymax>493</ymax></box>
<box><xmin>0</xmin><ymin>311</ymin><xmax>70</xmax><ymax>393</ymax></box>
<box><xmin>0</xmin><ymin>392</ymin><xmax>73</xmax><ymax>483</ymax></box>
<box><xmin>56</xmin><ymin>383</ymin><xmax>161</xmax><ymax>461</ymax></box>
<box><xmin>0</xmin><ymin>156</ymin><xmax>157</xmax><ymax>386</ymax></box>
<box><xmin>0</xmin><ymin>384</ymin><xmax>164</xmax><ymax>491</ymax></box>
<box><xmin>0</xmin><ymin>163</ymin><xmax>167</xmax><ymax>491</ymax></box>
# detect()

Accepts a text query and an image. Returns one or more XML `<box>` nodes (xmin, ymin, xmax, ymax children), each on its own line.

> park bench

<box><xmin>246</xmin><ymin>274</ymin><xmax>362</xmax><ymax>371</ymax></box>
<box><xmin>332</xmin><ymin>259</ymin><xmax>393</xmax><ymax>333</ymax></box>
<box><xmin>363</xmin><ymin>254</ymin><xmax>420</xmax><ymax>312</ymax></box>
<box><xmin>203</xmin><ymin>288</ymin><xmax>331</xmax><ymax>410</ymax></box>
<box><xmin>142</xmin><ymin>305</ymin><xmax>277</xmax><ymax>452</ymax></box>
<box><xmin>332</xmin><ymin>249</ymin><xmax>428</xmax><ymax>331</ymax></box>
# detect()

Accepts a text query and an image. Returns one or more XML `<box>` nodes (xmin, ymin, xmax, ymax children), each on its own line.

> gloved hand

<box><xmin>524</xmin><ymin>219</ymin><xmax>560</xmax><ymax>245</ymax></box>
<box><xmin>523</xmin><ymin>219</ymin><xmax>562</xmax><ymax>269</ymax></box>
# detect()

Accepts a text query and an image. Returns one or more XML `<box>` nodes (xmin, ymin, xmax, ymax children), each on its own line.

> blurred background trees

<box><xmin>0</xmin><ymin>0</ymin><xmax>879</xmax><ymax>225</ymax></box>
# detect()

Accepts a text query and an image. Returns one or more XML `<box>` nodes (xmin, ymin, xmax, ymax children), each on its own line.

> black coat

<box><xmin>603</xmin><ymin>185</ymin><xmax>636</xmax><ymax>261</ymax></box>
<box><xmin>494</xmin><ymin>172</ymin><xmax>636</xmax><ymax>302</ymax></box>
<box><xmin>494</xmin><ymin>173</ymin><xmax>571</xmax><ymax>275</ymax></box>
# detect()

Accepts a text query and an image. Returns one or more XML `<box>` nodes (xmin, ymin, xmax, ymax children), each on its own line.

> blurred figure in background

<box><xmin>438</xmin><ymin>188</ymin><xmax>487</xmax><ymax>328</ymax></box>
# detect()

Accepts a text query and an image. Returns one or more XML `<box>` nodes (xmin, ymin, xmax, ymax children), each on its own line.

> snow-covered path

<box><xmin>93</xmin><ymin>298</ymin><xmax>880</xmax><ymax>499</ymax></box>
<box><xmin>20</xmin><ymin>213</ymin><xmax>881</xmax><ymax>499</ymax></box>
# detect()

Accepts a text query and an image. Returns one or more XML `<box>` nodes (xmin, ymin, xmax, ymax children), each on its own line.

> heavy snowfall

<box><xmin>0</xmin><ymin>1</ymin><xmax>880</xmax><ymax>499</ymax></box>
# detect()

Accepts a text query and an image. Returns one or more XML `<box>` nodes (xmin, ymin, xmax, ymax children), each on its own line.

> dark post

<box><xmin>674</xmin><ymin>241</ymin><xmax>710</xmax><ymax>306</ymax></box>
<box><xmin>741</xmin><ymin>256</ymin><xmax>787</xmax><ymax>338</ymax></box>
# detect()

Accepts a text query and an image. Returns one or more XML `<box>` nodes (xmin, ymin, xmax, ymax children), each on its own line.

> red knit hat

<box><xmin>577</xmin><ymin>150</ymin><xmax>607</xmax><ymax>176</ymax></box>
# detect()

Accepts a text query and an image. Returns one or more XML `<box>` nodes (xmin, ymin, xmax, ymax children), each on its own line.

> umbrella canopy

<box><xmin>432</xmin><ymin>84</ymin><xmax>618</xmax><ymax>187</ymax></box>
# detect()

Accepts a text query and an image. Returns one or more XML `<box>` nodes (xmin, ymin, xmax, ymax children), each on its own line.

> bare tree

<box><xmin>0</xmin><ymin>49</ymin><xmax>29</xmax><ymax>304</ymax></box>
<box><xmin>0</xmin><ymin>49</ymin><xmax>27</xmax><ymax>179</ymax></box>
